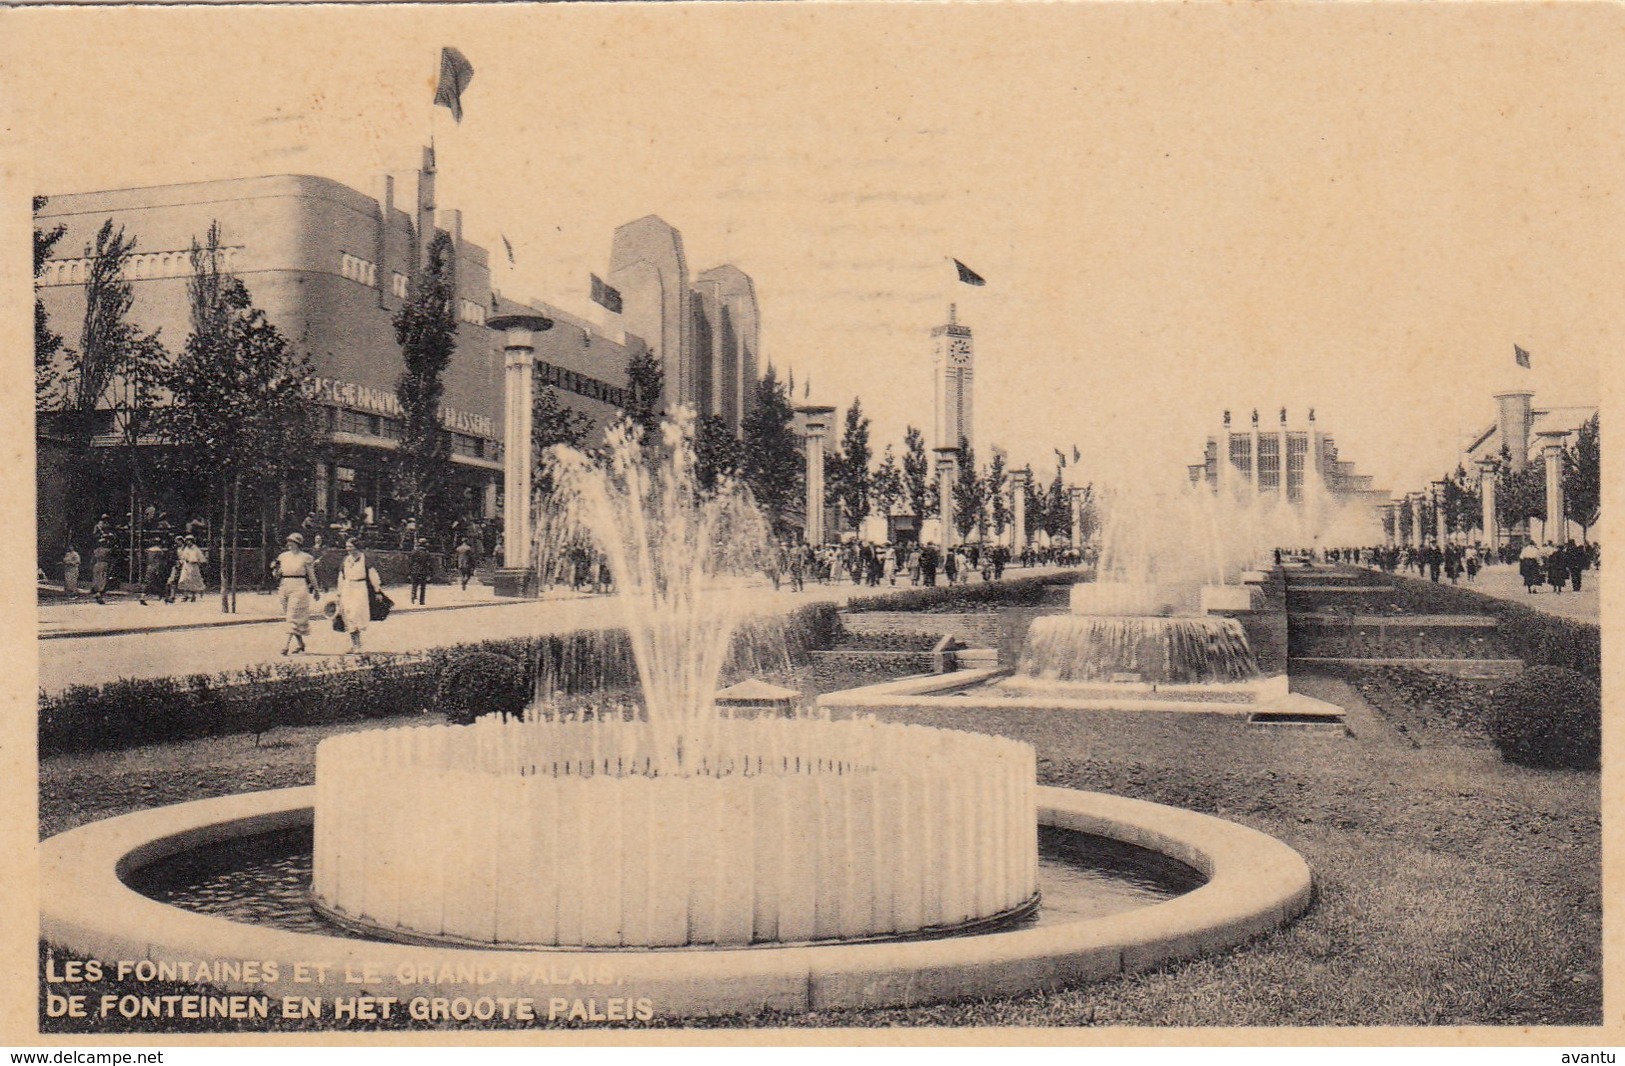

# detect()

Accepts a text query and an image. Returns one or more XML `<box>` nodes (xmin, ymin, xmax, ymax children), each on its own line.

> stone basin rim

<box><xmin>39</xmin><ymin>785</ymin><xmax>1314</xmax><ymax>1019</ymax></box>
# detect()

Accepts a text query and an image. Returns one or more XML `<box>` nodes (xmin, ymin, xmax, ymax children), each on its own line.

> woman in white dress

<box><xmin>337</xmin><ymin>538</ymin><xmax>382</xmax><ymax>653</ymax></box>
<box><xmin>271</xmin><ymin>533</ymin><xmax>321</xmax><ymax>656</ymax></box>
<box><xmin>176</xmin><ymin>535</ymin><xmax>207</xmax><ymax>601</ymax></box>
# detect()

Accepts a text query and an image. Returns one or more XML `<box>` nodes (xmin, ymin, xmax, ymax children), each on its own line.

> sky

<box><xmin>6</xmin><ymin>3</ymin><xmax>1618</xmax><ymax>497</ymax></box>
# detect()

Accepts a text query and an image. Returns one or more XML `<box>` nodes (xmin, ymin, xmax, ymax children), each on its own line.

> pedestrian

<box><xmin>61</xmin><ymin>545</ymin><xmax>81</xmax><ymax>596</ymax></box>
<box><xmin>1518</xmin><ymin>541</ymin><xmax>1543</xmax><ymax>593</ymax></box>
<box><xmin>408</xmin><ymin>538</ymin><xmax>433</xmax><ymax>605</ymax></box>
<box><xmin>139</xmin><ymin>537</ymin><xmax>172</xmax><ymax>606</ymax></box>
<box><xmin>1546</xmin><ymin>542</ymin><xmax>1569</xmax><ymax>594</ymax></box>
<box><xmin>1567</xmin><ymin>540</ymin><xmax>1588</xmax><ymax>592</ymax></box>
<box><xmin>337</xmin><ymin>538</ymin><xmax>383</xmax><ymax>654</ymax></box>
<box><xmin>90</xmin><ymin>538</ymin><xmax>112</xmax><ymax>604</ymax></box>
<box><xmin>272</xmin><ymin>532</ymin><xmax>321</xmax><ymax>656</ymax></box>
<box><xmin>176</xmin><ymin>535</ymin><xmax>207</xmax><ymax>602</ymax></box>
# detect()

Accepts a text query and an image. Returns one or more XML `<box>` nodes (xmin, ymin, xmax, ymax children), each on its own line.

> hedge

<box><xmin>843</xmin><ymin>569</ymin><xmax>1086</xmax><ymax>613</ymax></box>
<box><xmin>1381</xmin><ymin>575</ymin><xmax>1601</xmax><ymax>682</ymax></box>
<box><xmin>38</xmin><ymin>601</ymin><xmax>842</xmax><ymax>756</ymax></box>
<box><xmin>1486</xmin><ymin>666</ymin><xmax>1601</xmax><ymax>770</ymax></box>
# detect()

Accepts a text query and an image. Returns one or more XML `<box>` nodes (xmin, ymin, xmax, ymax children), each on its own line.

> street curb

<box><xmin>38</xmin><ymin>595</ymin><xmax>526</xmax><ymax>641</ymax></box>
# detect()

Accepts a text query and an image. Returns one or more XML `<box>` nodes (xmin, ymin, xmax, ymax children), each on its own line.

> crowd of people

<box><xmin>764</xmin><ymin>540</ymin><xmax>1091</xmax><ymax>592</ymax></box>
<box><xmin>1278</xmin><ymin>539</ymin><xmax>1600</xmax><ymax>593</ymax></box>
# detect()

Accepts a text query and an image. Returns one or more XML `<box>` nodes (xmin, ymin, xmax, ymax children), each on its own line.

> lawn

<box><xmin>38</xmin><ymin>658</ymin><xmax>1599</xmax><ymax>1031</ymax></box>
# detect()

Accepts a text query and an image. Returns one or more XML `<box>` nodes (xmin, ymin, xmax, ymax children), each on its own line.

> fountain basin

<box><xmin>314</xmin><ymin>718</ymin><xmax>1037</xmax><ymax>948</ymax></box>
<box><xmin>40</xmin><ymin>785</ymin><xmax>1313</xmax><ymax>1020</ymax></box>
<box><xmin>1069</xmin><ymin>582</ymin><xmax>1173</xmax><ymax>617</ymax></box>
<box><xmin>1200</xmin><ymin>584</ymin><xmax>1262</xmax><ymax>613</ymax></box>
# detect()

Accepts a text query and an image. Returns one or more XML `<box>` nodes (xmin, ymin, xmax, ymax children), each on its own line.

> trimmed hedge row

<box><xmin>1381</xmin><ymin>574</ymin><xmax>1601</xmax><ymax>682</ymax></box>
<box><xmin>843</xmin><ymin>569</ymin><xmax>1086</xmax><ymax>614</ymax></box>
<box><xmin>38</xmin><ymin>602</ymin><xmax>842</xmax><ymax>756</ymax></box>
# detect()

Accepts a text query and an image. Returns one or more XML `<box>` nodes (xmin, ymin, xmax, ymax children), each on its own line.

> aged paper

<box><xmin>3</xmin><ymin>0</ymin><xmax>1620</xmax><ymax>1049</ymax></box>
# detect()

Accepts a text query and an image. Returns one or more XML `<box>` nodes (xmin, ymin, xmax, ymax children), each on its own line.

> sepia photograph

<box><xmin>3</xmin><ymin>0</ymin><xmax>1617</xmax><ymax>1047</ymax></box>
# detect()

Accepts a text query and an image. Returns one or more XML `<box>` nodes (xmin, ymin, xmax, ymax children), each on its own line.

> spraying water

<box><xmin>537</xmin><ymin>410</ymin><xmax>776</xmax><ymax>775</ymax></box>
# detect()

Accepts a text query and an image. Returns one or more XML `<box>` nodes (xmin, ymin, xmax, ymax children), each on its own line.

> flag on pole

<box><xmin>433</xmin><ymin>47</ymin><xmax>475</xmax><ymax>123</ymax></box>
<box><xmin>952</xmin><ymin>258</ymin><xmax>986</xmax><ymax>286</ymax></box>
<box><xmin>1514</xmin><ymin>344</ymin><xmax>1532</xmax><ymax>369</ymax></box>
<box><xmin>500</xmin><ymin>234</ymin><xmax>515</xmax><ymax>265</ymax></box>
<box><xmin>1072</xmin><ymin>445</ymin><xmax>1081</xmax><ymax>464</ymax></box>
<box><xmin>1054</xmin><ymin>448</ymin><xmax>1066</xmax><ymax>469</ymax></box>
<box><xmin>590</xmin><ymin>274</ymin><xmax>623</xmax><ymax>314</ymax></box>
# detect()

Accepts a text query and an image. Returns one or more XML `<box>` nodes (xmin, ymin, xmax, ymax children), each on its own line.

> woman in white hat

<box><xmin>271</xmin><ymin>532</ymin><xmax>320</xmax><ymax>655</ymax></box>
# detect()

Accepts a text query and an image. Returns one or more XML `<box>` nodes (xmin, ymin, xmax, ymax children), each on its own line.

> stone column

<box><xmin>1409</xmin><ymin>493</ymin><xmax>1424</xmax><ymax>548</ymax></box>
<box><xmin>1217</xmin><ymin>411</ymin><xmax>1233</xmax><ymax>497</ymax></box>
<box><xmin>797</xmin><ymin>405</ymin><xmax>835</xmax><ymax>545</ymax></box>
<box><xmin>489</xmin><ymin>314</ymin><xmax>553</xmax><ymax>596</ymax></box>
<box><xmin>1069</xmin><ymin>486</ymin><xmax>1085</xmax><ymax>548</ymax></box>
<box><xmin>1009</xmin><ymin>467</ymin><xmax>1030</xmax><ymax>558</ymax></box>
<box><xmin>1433</xmin><ymin>481</ymin><xmax>1449</xmax><ymax>545</ymax></box>
<box><xmin>1541</xmin><ymin>432</ymin><xmax>1568</xmax><ymax>543</ymax></box>
<box><xmin>1477</xmin><ymin>458</ymin><xmax>1498</xmax><ymax>550</ymax></box>
<box><xmin>934</xmin><ymin>446</ymin><xmax>959</xmax><ymax>547</ymax></box>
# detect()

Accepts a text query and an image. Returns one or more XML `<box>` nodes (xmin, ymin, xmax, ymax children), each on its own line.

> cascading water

<box><xmin>1018</xmin><ymin>615</ymin><xmax>1259</xmax><ymax>685</ymax></box>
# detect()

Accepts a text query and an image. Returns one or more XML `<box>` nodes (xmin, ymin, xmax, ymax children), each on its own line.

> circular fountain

<box><xmin>39</xmin><ymin>415</ymin><xmax>1316</xmax><ymax>1021</ymax></box>
<box><xmin>312</xmin><ymin>716</ymin><xmax>1038</xmax><ymax>948</ymax></box>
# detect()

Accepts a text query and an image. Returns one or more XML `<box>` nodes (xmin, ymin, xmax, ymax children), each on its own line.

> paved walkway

<box><xmin>1448</xmin><ymin>562</ymin><xmax>1600</xmax><ymax>624</ymax></box>
<box><xmin>37</xmin><ymin>568</ymin><xmax>1069</xmax><ymax>694</ymax></box>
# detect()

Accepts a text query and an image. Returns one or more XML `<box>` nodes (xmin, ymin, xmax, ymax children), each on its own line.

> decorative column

<box><xmin>934</xmin><ymin>446</ymin><xmax>959</xmax><ymax>547</ymax></box>
<box><xmin>1477</xmin><ymin>458</ymin><xmax>1498</xmax><ymax>550</ymax></box>
<box><xmin>1069</xmin><ymin>486</ymin><xmax>1085</xmax><ymax>548</ymax></box>
<box><xmin>797</xmin><ymin>405</ymin><xmax>835</xmax><ymax>545</ymax></box>
<box><xmin>1433</xmin><ymin>481</ymin><xmax>1449</xmax><ymax>545</ymax></box>
<box><xmin>1249</xmin><ymin>409</ymin><xmax>1260</xmax><ymax>491</ymax></box>
<box><xmin>1217</xmin><ymin>410</ymin><xmax>1233</xmax><ymax>497</ymax></box>
<box><xmin>489</xmin><ymin>313</ymin><xmax>553</xmax><ymax>597</ymax></box>
<box><xmin>1409</xmin><ymin>493</ymin><xmax>1424</xmax><ymax>549</ymax></box>
<box><xmin>1009</xmin><ymin>467</ymin><xmax>1030</xmax><ymax>558</ymax></box>
<box><xmin>1540</xmin><ymin>431</ymin><xmax>1568</xmax><ymax>543</ymax></box>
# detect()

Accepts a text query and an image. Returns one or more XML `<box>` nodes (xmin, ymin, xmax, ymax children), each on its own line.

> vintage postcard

<box><xmin>2</xmin><ymin>0</ymin><xmax>1618</xmax><ymax>1049</ymax></box>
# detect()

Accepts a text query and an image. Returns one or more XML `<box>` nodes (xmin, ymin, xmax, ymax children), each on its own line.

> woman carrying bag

<box><xmin>336</xmin><ymin>538</ymin><xmax>389</xmax><ymax>653</ymax></box>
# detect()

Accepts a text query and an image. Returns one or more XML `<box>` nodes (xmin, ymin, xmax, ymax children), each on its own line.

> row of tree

<box><xmin>1386</xmin><ymin>414</ymin><xmax>1600</xmax><ymax>544</ymax></box>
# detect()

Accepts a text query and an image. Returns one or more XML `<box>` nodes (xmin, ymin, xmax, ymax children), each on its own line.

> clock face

<box><xmin>948</xmin><ymin>338</ymin><xmax>972</xmax><ymax>365</ymax></box>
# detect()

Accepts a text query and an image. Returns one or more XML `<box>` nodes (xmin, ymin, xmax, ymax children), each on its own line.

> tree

<box><xmin>984</xmin><ymin>452</ymin><xmax>1009</xmax><ymax>538</ymax></box>
<box><xmin>33</xmin><ymin>197</ymin><xmax>66</xmax><ymax>407</ymax></box>
<box><xmin>693</xmin><ymin>413</ymin><xmax>744</xmax><ymax>493</ymax></box>
<box><xmin>1496</xmin><ymin>448</ymin><xmax>1546</xmax><ymax>531</ymax></box>
<box><xmin>1564</xmin><ymin>414</ymin><xmax>1600</xmax><ymax>540</ymax></box>
<box><xmin>832</xmin><ymin>398</ymin><xmax>872</xmax><ymax>534</ymax></box>
<box><xmin>1044</xmin><ymin>464</ymin><xmax>1068</xmax><ymax>538</ymax></box>
<box><xmin>393</xmin><ymin>231</ymin><xmax>457</xmax><ymax>523</ymax></box>
<box><xmin>1397</xmin><ymin>498</ymin><xmax>1414</xmax><ymax>543</ymax></box>
<box><xmin>1023</xmin><ymin>474</ymin><xmax>1044</xmax><ymax>541</ymax></box>
<box><xmin>55</xmin><ymin>219</ymin><xmax>170</xmax><ymax>547</ymax></box>
<box><xmin>532</xmin><ymin>384</ymin><xmax>593</xmax><ymax>498</ymax></box>
<box><xmin>1442</xmin><ymin>464</ymin><xmax>1480</xmax><ymax>537</ymax></box>
<box><xmin>870</xmin><ymin>444</ymin><xmax>902</xmax><ymax>526</ymax></box>
<box><xmin>740</xmin><ymin>365</ymin><xmax>803</xmax><ymax>538</ymax></box>
<box><xmin>952</xmin><ymin>439</ymin><xmax>983</xmax><ymax>540</ymax></box>
<box><xmin>625</xmin><ymin>346</ymin><xmax>665</xmax><ymax>443</ymax></box>
<box><xmin>1381</xmin><ymin>506</ymin><xmax>1396</xmax><ymax>543</ymax></box>
<box><xmin>161</xmin><ymin>222</ymin><xmax>318</xmax><ymax>612</ymax></box>
<box><xmin>902</xmin><ymin>425</ymin><xmax>933</xmax><ymax>520</ymax></box>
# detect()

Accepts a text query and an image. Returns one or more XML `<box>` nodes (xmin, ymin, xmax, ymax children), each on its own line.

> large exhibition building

<box><xmin>35</xmin><ymin>150</ymin><xmax>762</xmax><ymax>565</ymax></box>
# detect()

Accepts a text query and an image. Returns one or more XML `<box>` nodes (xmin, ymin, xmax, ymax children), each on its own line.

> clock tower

<box><xmin>931</xmin><ymin>303</ymin><xmax>975</xmax><ymax>452</ymax></box>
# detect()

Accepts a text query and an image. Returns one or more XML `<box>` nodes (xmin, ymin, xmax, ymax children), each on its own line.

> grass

<box><xmin>38</xmin><ymin>655</ymin><xmax>1599</xmax><ymax>1031</ymax></box>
